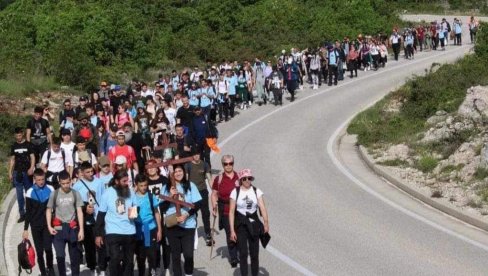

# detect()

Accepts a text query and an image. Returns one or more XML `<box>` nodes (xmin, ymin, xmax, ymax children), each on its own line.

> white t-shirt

<box><xmin>60</xmin><ymin>142</ymin><xmax>76</xmax><ymax>160</ymax></box>
<box><xmin>41</xmin><ymin>149</ymin><xmax>73</xmax><ymax>174</ymax></box>
<box><xmin>230</xmin><ymin>187</ymin><xmax>263</xmax><ymax>216</ymax></box>
<box><xmin>164</xmin><ymin>108</ymin><xmax>177</xmax><ymax>130</ymax></box>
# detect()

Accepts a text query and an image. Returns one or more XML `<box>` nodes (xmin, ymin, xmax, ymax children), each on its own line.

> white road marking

<box><xmin>326</xmin><ymin>116</ymin><xmax>488</xmax><ymax>253</ymax></box>
<box><xmin>212</xmin><ymin>46</ymin><xmax>470</xmax><ymax>274</ymax></box>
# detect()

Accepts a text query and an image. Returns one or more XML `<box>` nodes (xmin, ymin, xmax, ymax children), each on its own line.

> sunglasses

<box><xmin>223</xmin><ymin>162</ymin><xmax>234</xmax><ymax>166</ymax></box>
<box><xmin>241</xmin><ymin>176</ymin><xmax>254</xmax><ymax>181</ymax></box>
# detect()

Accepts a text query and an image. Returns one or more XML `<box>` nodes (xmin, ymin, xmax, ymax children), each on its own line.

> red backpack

<box><xmin>18</xmin><ymin>239</ymin><xmax>36</xmax><ymax>274</ymax></box>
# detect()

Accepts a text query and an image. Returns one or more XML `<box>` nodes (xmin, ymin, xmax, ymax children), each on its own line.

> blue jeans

<box><xmin>12</xmin><ymin>171</ymin><xmax>32</xmax><ymax>216</ymax></box>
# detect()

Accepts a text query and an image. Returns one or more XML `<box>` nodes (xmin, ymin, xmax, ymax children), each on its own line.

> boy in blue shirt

<box><xmin>95</xmin><ymin>169</ymin><xmax>138</xmax><ymax>276</ymax></box>
<box><xmin>134</xmin><ymin>174</ymin><xmax>162</xmax><ymax>276</ymax></box>
<box><xmin>72</xmin><ymin>162</ymin><xmax>104</xmax><ymax>274</ymax></box>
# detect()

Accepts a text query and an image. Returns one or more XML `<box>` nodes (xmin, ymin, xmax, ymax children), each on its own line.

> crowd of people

<box><xmin>7</xmin><ymin>15</ymin><xmax>480</xmax><ymax>276</ymax></box>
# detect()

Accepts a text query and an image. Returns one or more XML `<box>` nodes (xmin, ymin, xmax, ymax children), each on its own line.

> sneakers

<box><xmin>230</xmin><ymin>259</ymin><xmax>239</xmax><ymax>268</ymax></box>
<box><xmin>205</xmin><ymin>235</ymin><xmax>215</xmax><ymax>246</ymax></box>
<box><xmin>17</xmin><ymin>215</ymin><xmax>25</xmax><ymax>223</ymax></box>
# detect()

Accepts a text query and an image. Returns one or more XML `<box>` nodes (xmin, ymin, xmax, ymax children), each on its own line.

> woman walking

<box><xmin>161</xmin><ymin>165</ymin><xmax>202</xmax><ymax>276</ymax></box>
<box><xmin>229</xmin><ymin>169</ymin><xmax>270</xmax><ymax>276</ymax></box>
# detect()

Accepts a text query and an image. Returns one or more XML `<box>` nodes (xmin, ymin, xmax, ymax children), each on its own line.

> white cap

<box><xmin>114</xmin><ymin>155</ymin><xmax>127</xmax><ymax>165</ymax></box>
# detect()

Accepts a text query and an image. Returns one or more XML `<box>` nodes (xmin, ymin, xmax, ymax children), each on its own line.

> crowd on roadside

<box><xmin>7</xmin><ymin>15</ymin><xmax>481</xmax><ymax>276</ymax></box>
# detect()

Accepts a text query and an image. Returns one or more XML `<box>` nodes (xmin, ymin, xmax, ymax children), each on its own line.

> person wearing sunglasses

<box><xmin>211</xmin><ymin>155</ymin><xmax>240</xmax><ymax>268</ymax></box>
<box><xmin>229</xmin><ymin>169</ymin><xmax>269</xmax><ymax>276</ymax></box>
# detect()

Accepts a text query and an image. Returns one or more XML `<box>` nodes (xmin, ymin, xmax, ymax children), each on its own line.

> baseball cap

<box><xmin>116</xmin><ymin>130</ymin><xmax>125</xmax><ymax>137</ymax></box>
<box><xmin>79</xmin><ymin>96</ymin><xmax>88</xmax><ymax>101</ymax></box>
<box><xmin>114</xmin><ymin>155</ymin><xmax>127</xmax><ymax>165</ymax></box>
<box><xmin>98</xmin><ymin>156</ymin><xmax>110</xmax><ymax>167</ymax></box>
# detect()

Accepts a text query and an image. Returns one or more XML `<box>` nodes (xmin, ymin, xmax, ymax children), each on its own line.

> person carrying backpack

<box><xmin>23</xmin><ymin>169</ymin><xmax>55</xmax><ymax>276</ymax></box>
<box><xmin>229</xmin><ymin>169</ymin><xmax>270</xmax><ymax>276</ymax></box>
<box><xmin>134</xmin><ymin>174</ymin><xmax>162</xmax><ymax>276</ymax></box>
<box><xmin>46</xmin><ymin>171</ymin><xmax>84</xmax><ymax>276</ymax></box>
<box><xmin>40</xmin><ymin>137</ymin><xmax>74</xmax><ymax>189</ymax></box>
<box><xmin>211</xmin><ymin>155</ymin><xmax>240</xmax><ymax>268</ymax></box>
<box><xmin>284</xmin><ymin>57</ymin><xmax>300</xmax><ymax>102</ymax></box>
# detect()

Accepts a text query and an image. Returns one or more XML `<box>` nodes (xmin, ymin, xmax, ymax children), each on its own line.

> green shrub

<box><xmin>416</xmin><ymin>155</ymin><xmax>438</xmax><ymax>173</ymax></box>
<box><xmin>474</xmin><ymin>167</ymin><xmax>488</xmax><ymax>180</ymax></box>
<box><xmin>377</xmin><ymin>159</ymin><xmax>409</xmax><ymax>167</ymax></box>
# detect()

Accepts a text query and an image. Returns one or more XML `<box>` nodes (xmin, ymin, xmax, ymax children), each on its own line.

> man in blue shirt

<box><xmin>95</xmin><ymin>169</ymin><xmax>138</xmax><ymax>276</ymax></box>
<box><xmin>73</xmin><ymin>162</ymin><xmax>105</xmax><ymax>274</ymax></box>
<box><xmin>224</xmin><ymin>70</ymin><xmax>237</xmax><ymax>118</ymax></box>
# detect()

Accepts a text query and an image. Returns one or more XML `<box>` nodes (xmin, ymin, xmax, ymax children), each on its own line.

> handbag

<box><xmin>165</xmin><ymin>213</ymin><xmax>178</xmax><ymax>228</ymax></box>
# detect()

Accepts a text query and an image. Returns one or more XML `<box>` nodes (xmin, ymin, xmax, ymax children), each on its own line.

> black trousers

<box><xmin>286</xmin><ymin>80</ymin><xmax>297</xmax><ymax>101</ymax></box>
<box><xmin>228</xmin><ymin>95</ymin><xmax>236</xmax><ymax>118</ymax></box>
<box><xmin>135</xmin><ymin>228</ymin><xmax>158</xmax><ymax>276</ymax></box>
<box><xmin>83</xmin><ymin>224</ymin><xmax>97</xmax><ymax>270</ymax></box>
<box><xmin>455</xmin><ymin>33</ymin><xmax>462</xmax><ymax>45</ymax></box>
<box><xmin>272</xmin><ymin>88</ymin><xmax>282</xmax><ymax>105</ymax></box>
<box><xmin>105</xmin><ymin>234</ymin><xmax>136</xmax><ymax>276</ymax></box>
<box><xmin>31</xmin><ymin>226</ymin><xmax>54</xmax><ymax>275</ymax></box>
<box><xmin>53</xmin><ymin>225</ymin><xmax>79</xmax><ymax>276</ymax></box>
<box><xmin>220</xmin><ymin>214</ymin><xmax>238</xmax><ymax>262</ymax></box>
<box><xmin>166</xmin><ymin>227</ymin><xmax>195</xmax><ymax>276</ymax></box>
<box><xmin>199</xmin><ymin>189</ymin><xmax>211</xmax><ymax>236</ymax></box>
<box><xmin>236</xmin><ymin>225</ymin><xmax>260</xmax><ymax>276</ymax></box>
<box><xmin>348</xmin><ymin>60</ymin><xmax>358</xmax><ymax>77</ymax></box>
<box><xmin>217</xmin><ymin>100</ymin><xmax>229</xmax><ymax>121</ymax></box>
<box><xmin>392</xmin><ymin>43</ymin><xmax>400</xmax><ymax>60</ymax></box>
<box><xmin>328</xmin><ymin>65</ymin><xmax>338</xmax><ymax>85</ymax></box>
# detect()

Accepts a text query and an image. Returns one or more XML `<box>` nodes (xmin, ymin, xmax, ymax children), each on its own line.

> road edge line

<box><xmin>1</xmin><ymin>189</ymin><xmax>17</xmax><ymax>275</ymax></box>
<box><xmin>327</xmin><ymin>119</ymin><xmax>488</xmax><ymax>252</ymax></box>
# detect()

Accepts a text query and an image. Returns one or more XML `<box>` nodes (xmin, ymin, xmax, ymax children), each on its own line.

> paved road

<box><xmin>5</xmin><ymin>15</ymin><xmax>488</xmax><ymax>276</ymax></box>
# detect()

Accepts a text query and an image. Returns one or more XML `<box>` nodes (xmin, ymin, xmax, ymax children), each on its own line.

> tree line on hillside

<box><xmin>0</xmin><ymin>0</ymin><xmax>401</xmax><ymax>88</ymax></box>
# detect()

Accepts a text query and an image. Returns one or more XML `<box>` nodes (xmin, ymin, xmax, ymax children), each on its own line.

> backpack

<box><xmin>18</xmin><ymin>239</ymin><xmax>36</xmax><ymax>274</ymax></box>
<box><xmin>235</xmin><ymin>186</ymin><xmax>262</xmax><ymax>216</ymax></box>
<box><xmin>46</xmin><ymin>149</ymin><xmax>66</xmax><ymax>170</ymax></box>
<box><xmin>446</xmin><ymin>22</ymin><xmax>451</xmax><ymax>32</ymax></box>
<box><xmin>72</xmin><ymin>149</ymin><xmax>93</xmax><ymax>168</ymax></box>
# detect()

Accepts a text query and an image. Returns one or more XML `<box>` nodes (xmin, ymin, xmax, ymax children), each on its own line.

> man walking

<box><xmin>186</xmin><ymin>148</ymin><xmax>213</xmax><ymax>246</ymax></box>
<box><xmin>46</xmin><ymin>171</ymin><xmax>84</xmax><ymax>276</ymax></box>
<box><xmin>9</xmin><ymin>127</ymin><xmax>35</xmax><ymax>223</ymax></box>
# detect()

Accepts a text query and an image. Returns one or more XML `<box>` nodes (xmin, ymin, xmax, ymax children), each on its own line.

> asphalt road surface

<box><xmin>5</xmin><ymin>14</ymin><xmax>488</xmax><ymax>276</ymax></box>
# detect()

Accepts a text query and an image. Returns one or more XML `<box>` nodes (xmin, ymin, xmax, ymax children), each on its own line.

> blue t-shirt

<box><xmin>199</xmin><ymin>86</ymin><xmax>215</xmax><ymax>108</ymax></box>
<box><xmin>224</xmin><ymin>76</ymin><xmax>237</xmax><ymax>95</ymax></box>
<box><xmin>98</xmin><ymin>173</ymin><xmax>113</xmax><ymax>190</ymax></box>
<box><xmin>162</xmin><ymin>182</ymin><xmax>202</xmax><ymax>229</ymax></box>
<box><xmin>73</xmin><ymin>177</ymin><xmax>104</xmax><ymax>219</ymax></box>
<box><xmin>135</xmin><ymin>192</ymin><xmax>159</xmax><ymax>231</ymax></box>
<box><xmin>188</xmin><ymin>89</ymin><xmax>200</xmax><ymax>107</ymax></box>
<box><xmin>99</xmin><ymin>187</ymin><xmax>138</xmax><ymax>235</ymax></box>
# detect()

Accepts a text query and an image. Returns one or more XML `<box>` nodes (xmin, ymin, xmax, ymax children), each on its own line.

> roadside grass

<box><xmin>348</xmin><ymin>54</ymin><xmax>488</xmax><ymax>149</ymax></box>
<box><xmin>416</xmin><ymin>155</ymin><xmax>438</xmax><ymax>173</ymax></box>
<box><xmin>377</xmin><ymin>159</ymin><xmax>409</xmax><ymax>167</ymax></box>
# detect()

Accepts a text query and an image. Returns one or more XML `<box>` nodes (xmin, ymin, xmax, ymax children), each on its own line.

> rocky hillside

<box><xmin>371</xmin><ymin>86</ymin><xmax>488</xmax><ymax>215</ymax></box>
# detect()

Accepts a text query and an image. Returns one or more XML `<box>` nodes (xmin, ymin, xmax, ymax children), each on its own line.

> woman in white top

<box><xmin>229</xmin><ymin>169</ymin><xmax>269</xmax><ymax>276</ymax></box>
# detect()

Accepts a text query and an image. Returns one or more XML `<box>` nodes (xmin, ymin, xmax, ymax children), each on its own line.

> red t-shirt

<box><xmin>212</xmin><ymin>172</ymin><xmax>239</xmax><ymax>215</ymax></box>
<box><xmin>108</xmin><ymin>144</ymin><xmax>137</xmax><ymax>171</ymax></box>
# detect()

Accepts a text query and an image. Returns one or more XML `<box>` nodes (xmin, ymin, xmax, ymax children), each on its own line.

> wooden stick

<box><xmin>145</xmin><ymin>156</ymin><xmax>193</xmax><ymax>169</ymax></box>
